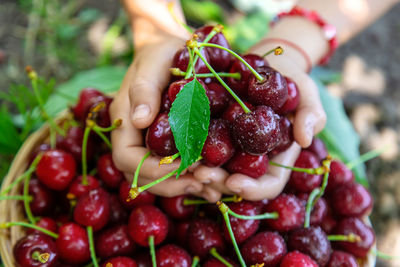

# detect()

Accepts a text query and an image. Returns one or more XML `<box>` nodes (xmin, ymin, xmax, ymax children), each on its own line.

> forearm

<box><xmin>121</xmin><ymin>0</ymin><xmax>189</xmax><ymax>50</ymax></box>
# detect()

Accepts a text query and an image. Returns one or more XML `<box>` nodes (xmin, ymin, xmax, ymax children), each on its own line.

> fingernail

<box><xmin>132</xmin><ymin>104</ymin><xmax>150</xmax><ymax>121</ymax></box>
<box><xmin>230</xmin><ymin>187</ymin><xmax>242</xmax><ymax>194</ymax></box>
<box><xmin>185</xmin><ymin>186</ymin><xmax>198</xmax><ymax>194</ymax></box>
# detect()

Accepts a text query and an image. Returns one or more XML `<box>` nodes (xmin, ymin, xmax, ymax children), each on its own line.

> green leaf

<box><xmin>43</xmin><ymin>66</ymin><xmax>127</xmax><ymax>116</ymax></box>
<box><xmin>311</xmin><ymin>67</ymin><xmax>342</xmax><ymax>85</ymax></box>
<box><xmin>181</xmin><ymin>0</ymin><xmax>225</xmax><ymax>24</ymax></box>
<box><xmin>310</xmin><ymin>73</ymin><xmax>368</xmax><ymax>186</ymax></box>
<box><xmin>168</xmin><ymin>79</ymin><xmax>210</xmax><ymax>176</ymax></box>
<box><xmin>0</xmin><ymin>106</ymin><xmax>22</xmax><ymax>155</ymax></box>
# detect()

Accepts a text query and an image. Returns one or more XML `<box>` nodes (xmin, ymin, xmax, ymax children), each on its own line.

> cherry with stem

<box><xmin>0</xmin><ymin>221</ymin><xmax>59</xmax><ymax>239</ymax></box>
<box><xmin>217</xmin><ymin>201</ymin><xmax>246</xmax><ymax>267</ymax></box>
<box><xmin>87</xmin><ymin>226</ymin><xmax>99</xmax><ymax>267</ymax></box>
<box><xmin>23</xmin><ymin>155</ymin><xmax>43</xmax><ymax>224</ymax></box>
<box><xmin>304</xmin><ymin>188</ymin><xmax>320</xmax><ymax>228</ymax></box>
<box><xmin>170</xmin><ymin>68</ymin><xmax>241</xmax><ymax>79</ymax></box>
<box><xmin>210</xmin><ymin>247</ymin><xmax>234</xmax><ymax>267</ymax></box>
<box><xmin>149</xmin><ymin>235</ymin><xmax>157</xmax><ymax>267</ymax></box>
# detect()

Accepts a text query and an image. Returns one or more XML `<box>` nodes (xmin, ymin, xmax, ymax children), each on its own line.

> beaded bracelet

<box><xmin>271</xmin><ymin>6</ymin><xmax>338</xmax><ymax>65</ymax></box>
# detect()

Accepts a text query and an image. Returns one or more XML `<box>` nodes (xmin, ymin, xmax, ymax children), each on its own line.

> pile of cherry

<box><xmin>4</xmin><ymin>25</ymin><xmax>375</xmax><ymax>267</ymax></box>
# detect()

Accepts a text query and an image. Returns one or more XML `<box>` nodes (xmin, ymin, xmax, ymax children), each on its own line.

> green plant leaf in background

<box><xmin>181</xmin><ymin>0</ymin><xmax>225</xmax><ymax>25</ymax></box>
<box><xmin>0</xmin><ymin>106</ymin><xmax>22</xmax><ymax>155</ymax></box>
<box><xmin>43</xmin><ymin>66</ymin><xmax>127</xmax><ymax>116</ymax></box>
<box><xmin>168</xmin><ymin>79</ymin><xmax>210</xmax><ymax>177</ymax></box>
<box><xmin>311</xmin><ymin>71</ymin><xmax>368</xmax><ymax>186</ymax></box>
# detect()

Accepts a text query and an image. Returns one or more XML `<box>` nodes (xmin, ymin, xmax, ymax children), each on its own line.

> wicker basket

<box><xmin>0</xmin><ymin>111</ymin><xmax>376</xmax><ymax>266</ymax></box>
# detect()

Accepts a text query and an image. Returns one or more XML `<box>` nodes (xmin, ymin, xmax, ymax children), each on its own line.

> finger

<box><xmin>137</xmin><ymin>174</ymin><xmax>203</xmax><ymax>197</ymax></box>
<box><xmin>225</xmin><ymin>143</ymin><xmax>301</xmax><ymax>201</ymax></box>
<box><xmin>198</xmin><ymin>186</ymin><xmax>222</xmax><ymax>203</ymax></box>
<box><xmin>193</xmin><ymin>165</ymin><xmax>234</xmax><ymax>195</ymax></box>
<box><xmin>129</xmin><ymin>41</ymin><xmax>183</xmax><ymax>129</ymax></box>
<box><xmin>291</xmin><ymin>74</ymin><xmax>327</xmax><ymax>147</ymax></box>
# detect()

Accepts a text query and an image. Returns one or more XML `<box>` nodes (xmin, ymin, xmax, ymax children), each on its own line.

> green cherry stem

<box><xmin>170</xmin><ymin>68</ymin><xmax>241</xmax><ymax>79</ymax></box>
<box><xmin>23</xmin><ymin>164</ymin><xmax>36</xmax><ymax>224</ymax></box>
<box><xmin>183</xmin><ymin>195</ymin><xmax>242</xmax><ymax>206</ymax></box>
<box><xmin>217</xmin><ymin>201</ymin><xmax>246</xmax><ymax>267</ymax></box>
<box><xmin>193</xmin><ymin>47</ymin><xmax>251</xmax><ymax>114</ymax></box>
<box><xmin>373</xmin><ymin>249</ymin><xmax>400</xmax><ymax>260</ymax></box>
<box><xmin>346</xmin><ymin>147</ymin><xmax>386</xmax><ymax>170</ymax></box>
<box><xmin>228</xmin><ymin>208</ymin><xmax>279</xmax><ymax>220</ymax></box>
<box><xmin>0</xmin><ymin>195</ymin><xmax>33</xmax><ymax>201</ymax></box>
<box><xmin>159</xmin><ymin>153</ymin><xmax>180</xmax><ymax>165</ymax></box>
<box><xmin>187</xmin><ymin>46</ymin><xmax>196</xmax><ymax>78</ymax></box>
<box><xmin>262</xmin><ymin>46</ymin><xmax>284</xmax><ymax>57</ymax></box>
<box><xmin>31</xmin><ymin>251</ymin><xmax>50</xmax><ymax>264</ymax></box>
<box><xmin>327</xmin><ymin>234</ymin><xmax>361</xmax><ymax>242</ymax></box>
<box><xmin>191</xmin><ymin>256</ymin><xmax>200</xmax><ymax>267</ymax></box>
<box><xmin>92</xmin><ymin>119</ymin><xmax>122</xmax><ymax>132</ymax></box>
<box><xmin>149</xmin><ymin>235</ymin><xmax>157</xmax><ymax>267</ymax></box>
<box><xmin>0</xmin><ymin>153</ymin><xmax>42</xmax><ymax>197</ymax></box>
<box><xmin>210</xmin><ymin>247</ymin><xmax>234</xmax><ymax>267</ymax></box>
<box><xmin>312</xmin><ymin>158</ymin><xmax>332</xmax><ymax>206</ymax></box>
<box><xmin>87</xmin><ymin>226</ymin><xmax>99</xmax><ymax>267</ymax></box>
<box><xmin>198</xmin><ymin>42</ymin><xmax>264</xmax><ymax>82</ymax></box>
<box><xmin>138</xmin><ymin>169</ymin><xmax>178</xmax><ymax>193</ymax></box>
<box><xmin>0</xmin><ymin>222</ymin><xmax>58</xmax><ymax>239</ymax></box>
<box><xmin>269</xmin><ymin>161</ymin><xmax>326</xmax><ymax>175</ymax></box>
<box><xmin>131</xmin><ymin>151</ymin><xmax>152</xmax><ymax>189</ymax></box>
<box><xmin>81</xmin><ymin>125</ymin><xmax>91</xmax><ymax>186</ymax></box>
<box><xmin>92</xmin><ymin>129</ymin><xmax>112</xmax><ymax>149</ymax></box>
<box><xmin>304</xmin><ymin>188</ymin><xmax>321</xmax><ymax>228</ymax></box>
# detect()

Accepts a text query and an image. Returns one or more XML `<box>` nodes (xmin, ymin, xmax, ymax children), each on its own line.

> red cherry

<box><xmin>134</xmin><ymin>252</ymin><xmax>152</xmax><ymax>267</ymax></box>
<box><xmin>160</xmin><ymin>90</ymin><xmax>172</xmax><ymax>112</ymax></box>
<box><xmin>146</xmin><ymin>112</ymin><xmax>178</xmax><ymax>157</ymax></box>
<box><xmin>28</xmin><ymin>179</ymin><xmax>55</xmax><ymax>216</ymax></box>
<box><xmin>27</xmin><ymin>217</ymin><xmax>58</xmax><ymax>236</ymax></box>
<box><xmin>330</xmin><ymin>182</ymin><xmax>373</xmax><ymax>217</ymax></box>
<box><xmin>270</xmin><ymin>117</ymin><xmax>294</xmax><ymax>155</ymax></box>
<box><xmin>298</xmin><ymin>193</ymin><xmax>328</xmax><ymax>226</ymax></box>
<box><xmin>276</xmin><ymin>77</ymin><xmax>300</xmax><ymax>114</ymax></box>
<box><xmin>172</xmin><ymin>47</ymin><xmax>210</xmax><ymax>74</ymax></box>
<box><xmin>241</xmin><ymin>231</ymin><xmax>287</xmax><ymax>266</ymax></box>
<box><xmin>222</xmin><ymin>101</ymin><xmax>254</xmax><ymax>123</ymax></box>
<box><xmin>95</xmin><ymin>224</ymin><xmax>136</xmax><ymax>259</ymax></box>
<box><xmin>280</xmin><ymin>251</ymin><xmax>318</xmax><ymax>267</ymax></box>
<box><xmin>56</xmin><ymin>126</ymin><xmax>94</xmax><ymax>163</ymax></box>
<box><xmin>319</xmin><ymin>206</ymin><xmax>337</xmax><ymax>234</ymax></box>
<box><xmin>73</xmin><ymin>188</ymin><xmax>110</xmax><ymax>231</ymax></box>
<box><xmin>128</xmin><ymin>205</ymin><xmax>169</xmax><ymax>247</ymax></box>
<box><xmin>226</xmin><ymin>150</ymin><xmax>268</xmax><ymax>178</ymax></box>
<box><xmin>263</xmin><ymin>194</ymin><xmax>305</xmax><ymax>232</ymax></box>
<box><xmin>203</xmin><ymin>258</ymin><xmax>239</xmax><ymax>267</ymax></box>
<box><xmin>327</xmin><ymin>250</ymin><xmax>359</xmax><ymax>267</ymax></box>
<box><xmin>101</xmin><ymin>257</ymin><xmax>138</xmax><ymax>267</ymax></box>
<box><xmin>30</xmin><ymin>143</ymin><xmax>51</xmax><ymax>164</ymax></box>
<box><xmin>56</xmin><ymin>223</ymin><xmax>90</xmax><ymax>264</ymax></box>
<box><xmin>326</xmin><ymin>160</ymin><xmax>355</xmax><ymax>193</ymax></box>
<box><xmin>222</xmin><ymin>201</ymin><xmax>260</xmax><ymax>244</ymax></box>
<box><xmin>160</xmin><ymin>195</ymin><xmax>195</xmax><ymax>220</ymax></box>
<box><xmin>108</xmin><ymin>193</ymin><xmax>129</xmax><ymax>225</ymax></box>
<box><xmin>174</xmin><ymin>220</ymin><xmax>190</xmax><ymax>246</ymax></box>
<box><xmin>36</xmin><ymin>149</ymin><xmax>76</xmax><ymax>191</ymax></box>
<box><xmin>97</xmin><ymin>153</ymin><xmax>124</xmax><ymax>189</ymax></box>
<box><xmin>187</xmin><ymin>219</ymin><xmax>225</xmax><ymax>259</ymax></box>
<box><xmin>306</xmin><ymin>138</ymin><xmax>328</xmax><ymax>161</ymax></box>
<box><xmin>67</xmin><ymin>175</ymin><xmax>100</xmax><ymax>199</ymax></box>
<box><xmin>119</xmin><ymin>180</ymin><xmax>156</xmax><ymax>210</ymax></box>
<box><xmin>201</xmin><ymin>119</ymin><xmax>235</xmax><ymax>167</ymax></box>
<box><xmin>13</xmin><ymin>234</ymin><xmax>58</xmax><ymax>267</ymax></box>
<box><xmin>205</xmin><ymin>82</ymin><xmax>230</xmax><ymax>116</ymax></box>
<box><xmin>72</xmin><ymin>88</ymin><xmax>104</xmax><ymax>122</ymax></box>
<box><xmin>289</xmin><ymin>150</ymin><xmax>322</xmax><ymax>193</ymax></box>
<box><xmin>334</xmin><ymin>217</ymin><xmax>375</xmax><ymax>258</ymax></box>
<box><xmin>156</xmin><ymin>244</ymin><xmax>192</xmax><ymax>267</ymax></box>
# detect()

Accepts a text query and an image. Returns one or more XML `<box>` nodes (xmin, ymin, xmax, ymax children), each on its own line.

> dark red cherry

<box><xmin>231</xmin><ymin>105</ymin><xmax>281</xmax><ymax>155</ymax></box>
<box><xmin>289</xmin><ymin>150</ymin><xmax>322</xmax><ymax>193</ymax></box>
<box><xmin>195</xmin><ymin>25</ymin><xmax>231</xmax><ymax>71</ymax></box>
<box><xmin>270</xmin><ymin>117</ymin><xmax>294</xmax><ymax>155</ymax></box>
<box><xmin>334</xmin><ymin>217</ymin><xmax>375</xmax><ymax>258</ymax></box>
<box><xmin>156</xmin><ymin>244</ymin><xmax>192</xmax><ymax>267</ymax></box>
<box><xmin>95</xmin><ymin>224</ymin><xmax>136</xmax><ymax>259</ymax></box>
<box><xmin>97</xmin><ymin>153</ymin><xmax>124</xmax><ymax>189</ymax></box>
<box><xmin>56</xmin><ymin>126</ymin><xmax>94</xmax><ymax>163</ymax></box>
<box><xmin>67</xmin><ymin>175</ymin><xmax>100</xmax><ymax>199</ymax></box>
<box><xmin>326</xmin><ymin>160</ymin><xmax>355</xmax><ymax>193</ymax></box>
<box><xmin>225</xmin><ymin>150</ymin><xmax>268</xmax><ymax>178</ymax></box>
<box><xmin>306</xmin><ymin>138</ymin><xmax>328</xmax><ymax>161</ymax></box>
<box><xmin>101</xmin><ymin>257</ymin><xmax>138</xmax><ymax>267</ymax></box>
<box><xmin>161</xmin><ymin>90</ymin><xmax>172</xmax><ymax>112</ymax></box>
<box><xmin>288</xmin><ymin>226</ymin><xmax>332</xmax><ymax>266</ymax></box>
<box><xmin>83</xmin><ymin>94</ymin><xmax>113</xmax><ymax>127</ymax></box>
<box><xmin>172</xmin><ymin>47</ymin><xmax>210</xmax><ymax>74</ymax></box>
<box><xmin>128</xmin><ymin>205</ymin><xmax>169</xmax><ymax>247</ymax></box>
<box><xmin>27</xmin><ymin>217</ymin><xmax>58</xmax><ymax>236</ymax></box>
<box><xmin>263</xmin><ymin>194</ymin><xmax>305</xmax><ymax>232</ymax></box>
<box><xmin>168</xmin><ymin>78</ymin><xmax>193</xmax><ymax>103</ymax></box>
<box><xmin>248</xmin><ymin>67</ymin><xmax>288</xmax><ymax>111</ymax></box>
<box><xmin>13</xmin><ymin>233</ymin><xmax>58</xmax><ymax>267</ymax></box>
<box><xmin>327</xmin><ymin>250</ymin><xmax>359</xmax><ymax>267</ymax></box>
<box><xmin>280</xmin><ymin>251</ymin><xmax>318</xmax><ymax>267</ymax></box>
<box><xmin>56</xmin><ymin>223</ymin><xmax>90</xmax><ymax>264</ymax></box>
<box><xmin>36</xmin><ymin>149</ymin><xmax>76</xmax><ymax>191</ymax></box>
<box><xmin>108</xmin><ymin>193</ymin><xmax>129</xmax><ymax>225</ymax></box>
<box><xmin>298</xmin><ymin>194</ymin><xmax>328</xmax><ymax>226</ymax></box>
<box><xmin>72</xmin><ymin>88</ymin><xmax>104</xmax><ymax>122</ymax></box>
<box><xmin>187</xmin><ymin>219</ymin><xmax>225</xmax><ymax>259</ymax></box>
<box><xmin>145</xmin><ymin>112</ymin><xmax>178</xmax><ymax>157</ymax></box>
<box><xmin>205</xmin><ymin>82</ymin><xmax>230</xmax><ymax>116</ymax></box>
<box><xmin>222</xmin><ymin>101</ymin><xmax>254</xmax><ymax>123</ymax></box>
<box><xmin>241</xmin><ymin>231</ymin><xmax>286</xmax><ymax>266</ymax></box>
<box><xmin>203</xmin><ymin>258</ymin><xmax>239</xmax><ymax>267</ymax></box>
<box><xmin>73</xmin><ymin>188</ymin><xmax>110</xmax><ymax>231</ymax></box>
<box><xmin>320</xmin><ymin>206</ymin><xmax>337</xmax><ymax>234</ymax></box>
<box><xmin>174</xmin><ymin>220</ymin><xmax>190</xmax><ymax>246</ymax></box>
<box><xmin>30</xmin><ymin>143</ymin><xmax>51</xmax><ymax>164</ymax></box>
<box><xmin>119</xmin><ymin>180</ymin><xmax>156</xmax><ymax>210</ymax></box>
<box><xmin>202</xmin><ymin>119</ymin><xmax>234</xmax><ymax>167</ymax></box>
<box><xmin>228</xmin><ymin>54</ymin><xmax>268</xmax><ymax>97</ymax></box>
<box><xmin>28</xmin><ymin>179</ymin><xmax>55</xmax><ymax>216</ymax></box>
<box><xmin>134</xmin><ymin>251</ymin><xmax>152</xmax><ymax>267</ymax></box>
<box><xmin>330</xmin><ymin>182</ymin><xmax>373</xmax><ymax>217</ymax></box>
<box><xmin>160</xmin><ymin>195</ymin><xmax>195</xmax><ymax>220</ymax></box>
<box><xmin>276</xmin><ymin>77</ymin><xmax>300</xmax><ymax>114</ymax></box>
<box><xmin>223</xmin><ymin>201</ymin><xmax>260</xmax><ymax>244</ymax></box>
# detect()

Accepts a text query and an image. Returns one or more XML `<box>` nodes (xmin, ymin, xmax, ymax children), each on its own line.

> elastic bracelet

<box><xmin>258</xmin><ymin>38</ymin><xmax>313</xmax><ymax>73</ymax></box>
<box><xmin>271</xmin><ymin>6</ymin><xmax>338</xmax><ymax>65</ymax></box>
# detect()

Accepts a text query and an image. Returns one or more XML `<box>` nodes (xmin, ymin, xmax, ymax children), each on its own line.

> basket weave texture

<box><xmin>0</xmin><ymin>112</ymin><xmax>376</xmax><ymax>266</ymax></box>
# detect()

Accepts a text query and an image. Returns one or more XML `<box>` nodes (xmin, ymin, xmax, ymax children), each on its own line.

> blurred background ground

<box><xmin>0</xmin><ymin>0</ymin><xmax>399</xmax><ymax>266</ymax></box>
